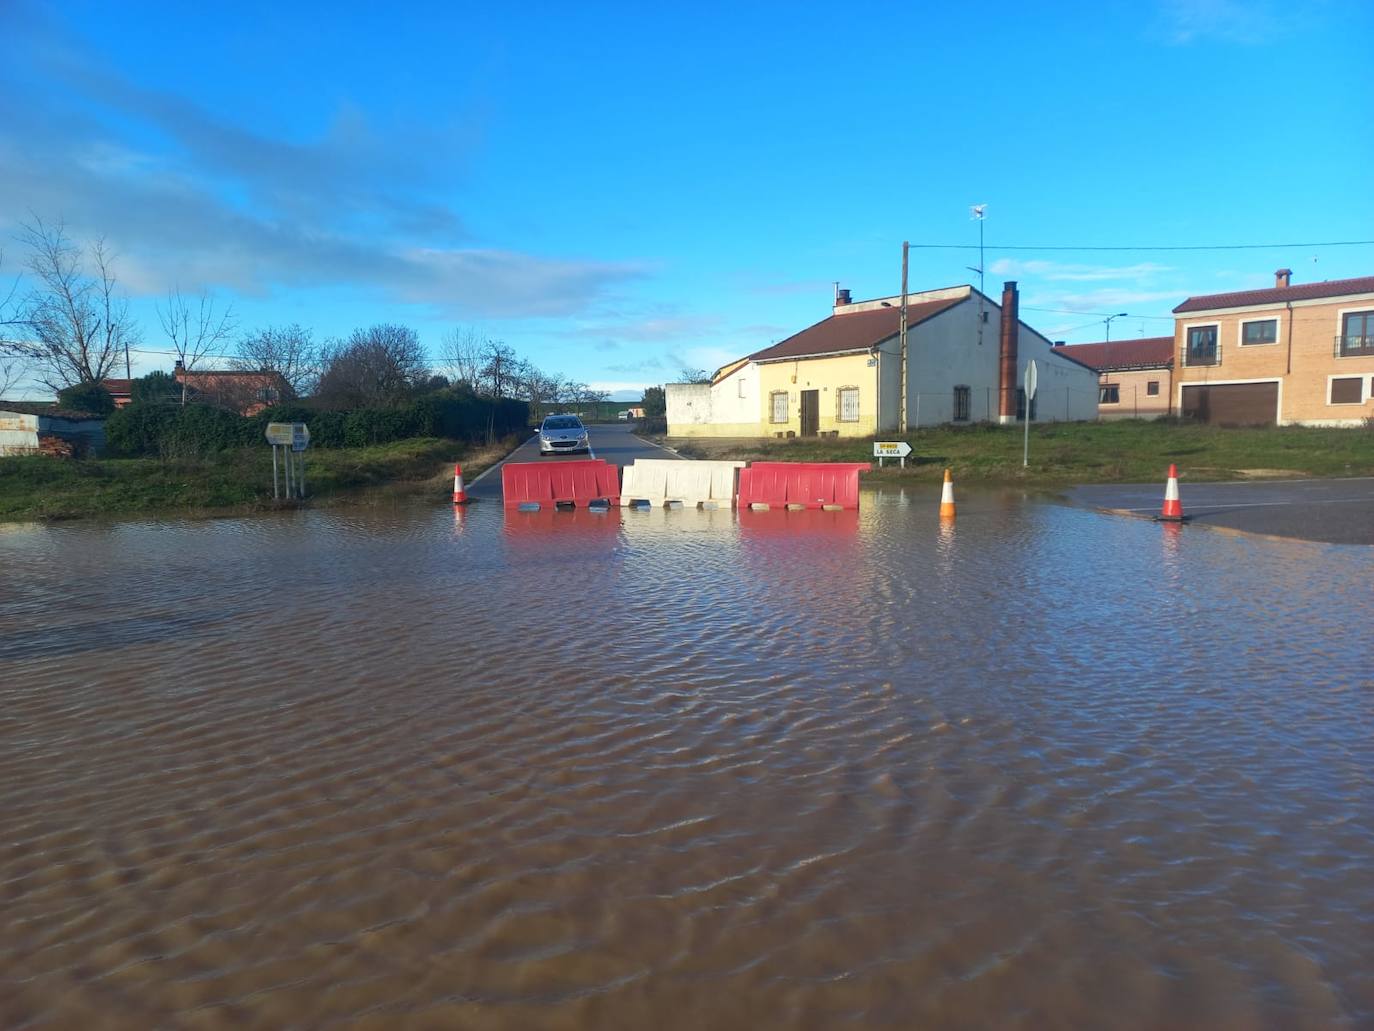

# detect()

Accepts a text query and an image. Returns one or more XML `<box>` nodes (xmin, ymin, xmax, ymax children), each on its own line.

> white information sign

<box><xmin>265</xmin><ymin>422</ymin><xmax>310</xmax><ymax>450</ymax></box>
<box><xmin>873</xmin><ymin>441</ymin><xmax>912</xmax><ymax>459</ymax></box>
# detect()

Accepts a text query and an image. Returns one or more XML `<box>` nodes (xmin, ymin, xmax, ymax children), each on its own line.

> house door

<box><xmin>800</xmin><ymin>390</ymin><xmax>819</xmax><ymax>436</ymax></box>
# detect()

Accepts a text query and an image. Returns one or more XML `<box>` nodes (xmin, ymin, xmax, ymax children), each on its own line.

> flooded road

<box><xmin>2</xmin><ymin>490</ymin><xmax>1371</xmax><ymax>1028</ymax></box>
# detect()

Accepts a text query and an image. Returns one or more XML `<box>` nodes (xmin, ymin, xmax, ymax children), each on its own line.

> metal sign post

<box><xmin>266</xmin><ymin>422</ymin><xmax>311</xmax><ymax>499</ymax></box>
<box><xmin>873</xmin><ymin>441</ymin><xmax>913</xmax><ymax>469</ymax></box>
<box><xmin>1023</xmin><ymin>360</ymin><xmax>1038</xmax><ymax>469</ymax></box>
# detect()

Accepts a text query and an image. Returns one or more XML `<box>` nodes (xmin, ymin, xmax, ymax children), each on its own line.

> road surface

<box><xmin>466</xmin><ymin>422</ymin><xmax>678</xmax><ymax>501</ymax></box>
<box><xmin>1063</xmin><ymin>477</ymin><xmax>1374</xmax><ymax>545</ymax></box>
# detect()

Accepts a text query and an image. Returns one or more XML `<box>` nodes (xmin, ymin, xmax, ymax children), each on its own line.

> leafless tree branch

<box><xmin>17</xmin><ymin>218</ymin><xmax>140</xmax><ymax>391</ymax></box>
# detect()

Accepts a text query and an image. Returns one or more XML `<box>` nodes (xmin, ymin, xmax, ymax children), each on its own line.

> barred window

<box><xmin>838</xmin><ymin>387</ymin><xmax>859</xmax><ymax>422</ymax></box>
<box><xmin>953</xmin><ymin>385</ymin><xmax>971</xmax><ymax>422</ymax></box>
<box><xmin>770</xmin><ymin>391</ymin><xmax>788</xmax><ymax>423</ymax></box>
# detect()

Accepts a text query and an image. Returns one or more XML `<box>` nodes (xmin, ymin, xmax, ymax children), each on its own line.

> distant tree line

<box><xmin>0</xmin><ymin>220</ymin><xmax>642</xmax><ymax>431</ymax></box>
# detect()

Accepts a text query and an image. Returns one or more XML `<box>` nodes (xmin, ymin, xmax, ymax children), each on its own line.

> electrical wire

<box><xmin>908</xmin><ymin>240</ymin><xmax>1374</xmax><ymax>252</ymax></box>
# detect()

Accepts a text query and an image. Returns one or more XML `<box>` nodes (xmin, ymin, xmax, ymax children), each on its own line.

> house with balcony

<box><xmin>666</xmin><ymin>281</ymin><xmax>1098</xmax><ymax>438</ymax></box>
<box><xmin>1054</xmin><ymin>337</ymin><xmax>1174</xmax><ymax>419</ymax></box>
<box><xmin>1172</xmin><ymin>270</ymin><xmax>1374</xmax><ymax>426</ymax></box>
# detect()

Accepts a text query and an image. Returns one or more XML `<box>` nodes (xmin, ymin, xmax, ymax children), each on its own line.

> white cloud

<box><xmin>0</xmin><ymin>4</ymin><xmax>643</xmax><ymax>320</ymax></box>
<box><xmin>989</xmin><ymin>259</ymin><xmax>1174</xmax><ymax>282</ymax></box>
<box><xmin>1049</xmin><ymin>288</ymin><xmax>1186</xmax><ymax>309</ymax></box>
<box><xmin>1155</xmin><ymin>0</ymin><xmax>1281</xmax><ymax>45</ymax></box>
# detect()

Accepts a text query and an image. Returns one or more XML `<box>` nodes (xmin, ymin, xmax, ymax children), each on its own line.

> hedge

<box><xmin>105</xmin><ymin>391</ymin><xmax>530</xmax><ymax>458</ymax></box>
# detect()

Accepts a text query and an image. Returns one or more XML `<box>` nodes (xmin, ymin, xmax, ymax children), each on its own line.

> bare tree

<box><xmin>0</xmin><ymin>354</ymin><xmax>29</xmax><ymax>398</ymax></box>
<box><xmin>0</xmin><ymin>252</ymin><xmax>30</xmax><ymax>397</ymax></box>
<box><xmin>17</xmin><ymin>219</ymin><xmax>140</xmax><ymax>390</ymax></box>
<box><xmin>479</xmin><ymin>339</ymin><xmax>518</xmax><ymax>398</ymax></box>
<box><xmin>316</xmin><ymin>323</ymin><xmax>429</xmax><ymax>409</ymax></box>
<box><xmin>158</xmin><ymin>288</ymin><xmax>237</xmax><ymax>404</ymax></box>
<box><xmin>441</xmin><ymin>326</ymin><xmax>486</xmax><ymax>391</ymax></box>
<box><xmin>234</xmin><ymin>324</ymin><xmax>318</xmax><ymax>399</ymax></box>
<box><xmin>675</xmin><ymin>366</ymin><xmax>712</xmax><ymax>384</ymax></box>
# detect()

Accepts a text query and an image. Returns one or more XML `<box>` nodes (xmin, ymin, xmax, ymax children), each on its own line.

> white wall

<box><xmin>666</xmin><ymin>383</ymin><xmax>714</xmax><ymax>428</ymax></box>
<box><xmin>1018</xmin><ymin>327</ymin><xmax>1100</xmax><ymax>423</ymax></box>
<box><xmin>710</xmin><ymin>362</ymin><xmax>760</xmax><ymax>425</ymax></box>
<box><xmin>908</xmin><ymin>300</ymin><xmax>1002</xmax><ymax>425</ymax></box>
<box><xmin>902</xmin><ymin>296</ymin><xmax>1098</xmax><ymax>427</ymax></box>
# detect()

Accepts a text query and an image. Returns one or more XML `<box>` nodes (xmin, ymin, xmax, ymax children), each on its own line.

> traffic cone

<box><xmin>939</xmin><ymin>467</ymin><xmax>956</xmax><ymax>519</ymax></box>
<box><xmin>452</xmin><ymin>463</ymin><xmax>470</xmax><ymax>505</ymax></box>
<box><xmin>1156</xmin><ymin>463</ymin><xmax>1186</xmax><ymax>522</ymax></box>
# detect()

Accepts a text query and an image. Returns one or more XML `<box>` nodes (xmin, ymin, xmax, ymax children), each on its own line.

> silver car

<box><xmin>538</xmin><ymin>414</ymin><xmax>590</xmax><ymax>455</ymax></box>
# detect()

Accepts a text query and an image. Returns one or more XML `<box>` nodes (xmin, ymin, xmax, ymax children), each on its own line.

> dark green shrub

<box><xmin>105</xmin><ymin>403</ymin><xmax>179</xmax><ymax>456</ymax></box>
<box><xmin>57</xmin><ymin>381</ymin><xmax>116</xmax><ymax>415</ymax></box>
<box><xmin>130</xmin><ymin>371</ymin><xmax>181</xmax><ymax>406</ymax></box>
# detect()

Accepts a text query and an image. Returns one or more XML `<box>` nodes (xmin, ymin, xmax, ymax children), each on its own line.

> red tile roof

<box><xmin>1054</xmin><ymin>337</ymin><xmax>1174</xmax><ymax>371</ymax></box>
<box><xmin>748</xmin><ymin>296</ymin><xmax>964</xmax><ymax>362</ymax></box>
<box><xmin>1174</xmin><ymin>275</ymin><xmax>1374</xmax><ymax>313</ymax></box>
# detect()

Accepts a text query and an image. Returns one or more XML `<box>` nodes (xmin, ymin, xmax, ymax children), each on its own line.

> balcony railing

<box><xmin>1336</xmin><ymin>334</ymin><xmax>1374</xmax><ymax>358</ymax></box>
<box><xmin>1186</xmin><ymin>346</ymin><xmax>1220</xmax><ymax>367</ymax></box>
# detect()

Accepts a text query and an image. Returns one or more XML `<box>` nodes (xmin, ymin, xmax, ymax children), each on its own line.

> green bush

<box><xmin>57</xmin><ymin>381</ymin><xmax>116</xmax><ymax>415</ymax></box>
<box><xmin>130</xmin><ymin>371</ymin><xmax>181</xmax><ymax>406</ymax></box>
<box><xmin>105</xmin><ymin>403</ymin><xmax>179</xmax><ymax>456</ymax></box>
<box><xmin>104</xmin><ymin>392</ymin><xmax>530</xmax><ymax>456</ymax></box>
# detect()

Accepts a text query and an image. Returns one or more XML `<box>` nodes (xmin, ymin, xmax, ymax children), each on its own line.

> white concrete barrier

<box><xmin>621</xmin><ymin>459</ymin><xmax>745</xmax><ymax>507</ymax></box>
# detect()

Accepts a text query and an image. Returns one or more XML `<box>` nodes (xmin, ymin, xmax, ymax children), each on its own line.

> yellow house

<box><xmin>666</xmin><ymin>283</ymin><xmax>1099</xmax><ymax>437</ymax></box>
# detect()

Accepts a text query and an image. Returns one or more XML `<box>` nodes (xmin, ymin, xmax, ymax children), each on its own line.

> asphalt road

<box><xmin>466</xmin><ymin>422</ymin><xmax>679</xmax><ymax>501</ymax></box>
<box><xmin>1063</xmin><ymin>477</ymin><xmax>1374</xmax><ymax>546</ymax></box>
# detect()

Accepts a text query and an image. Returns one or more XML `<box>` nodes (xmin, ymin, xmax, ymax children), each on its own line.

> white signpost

<box><xmin>266</xmin><ymin>422</ymin><xmax>310</xmax><ymax>499</ymax></box>
<box><xmin>874</xmin><ymin>441</ymin><xmax>913</xmax><ymax>468</ymax></box>
<box><xmin>1023</xmin><ymin>360</ymin><xmax>1038</xmax><ymax>468</ymax></box>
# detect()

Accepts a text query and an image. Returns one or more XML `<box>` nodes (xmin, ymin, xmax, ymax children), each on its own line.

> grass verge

<box><xmin>668</xmin><ymin>420</ymin><xmax>1374</xmax><ymax>485</ymax></box>
<box><xmin>0</xmin><ymin>435</ymin><xmax>521</xmax><ymax>522</ymax></box>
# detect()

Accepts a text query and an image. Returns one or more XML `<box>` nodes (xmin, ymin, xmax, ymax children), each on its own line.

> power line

<box><xmin>1023</xmin><ymin>306</ymin><xmax>1174</xmax><ymax>320</ymax></box>
<box><xmin>909</xmin><ymin>239</ymin><xmax>1374</xmax><ymax>252</ymax></box>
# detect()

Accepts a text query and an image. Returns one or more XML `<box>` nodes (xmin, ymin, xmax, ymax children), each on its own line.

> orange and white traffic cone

<box><xmin>1156</xmin><ymin>463</ymin><xmax>1186</xmax><ymax>522</ymax></box>
<box><xmin>939</xmin><ymin>467</ymin><xmax>956</xmax><ymax>520</ymax></box>
<box><xmin>452</xmin><ymin>463</ymin><xmax>470</xmax><ymax>505</ymax></box>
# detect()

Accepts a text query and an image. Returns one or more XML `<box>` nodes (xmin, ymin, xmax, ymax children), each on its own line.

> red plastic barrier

<box><xmin>502</xmin><ymin>460</ymin><xmax>621</xmax><ymax>507</ymax></box>
<box><xmin>737</xmin><ymin>462</ymin><xmax>870</xmax><ymax>510</ymax></box>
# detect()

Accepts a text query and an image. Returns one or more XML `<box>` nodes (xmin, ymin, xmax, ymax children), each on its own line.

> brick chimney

<box><xmin>998</xmin><ymin>281</ymin><xmax>1019</xmax><ymax>420</ymax></box>
<box><xmin>836</xmin><ymin>288</ymin><xmax>852</xmax><ymax>306</ymax></box>
<box><xmin>1275</xmin><ymin>268</ymin><xmax>1292</xmax><ymax>288</ymax></box>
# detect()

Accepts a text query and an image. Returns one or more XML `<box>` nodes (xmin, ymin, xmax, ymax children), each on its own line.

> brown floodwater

<box><xmin>1</xmin><ymin>490</ymin><xmax>1371</xmax><ymax>1028</ymax></box>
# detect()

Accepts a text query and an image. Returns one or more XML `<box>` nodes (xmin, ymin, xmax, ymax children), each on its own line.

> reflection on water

<box><xmin>1</xmin><ymin>490</ymin><xmax>1372</xmax><ymax>1028</ymax></box>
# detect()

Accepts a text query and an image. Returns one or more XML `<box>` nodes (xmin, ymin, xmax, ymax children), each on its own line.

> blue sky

<box><xmin>2</xmin><ymin>0</ymin><xmax>1372</xmax><ymax>399</ymax></box>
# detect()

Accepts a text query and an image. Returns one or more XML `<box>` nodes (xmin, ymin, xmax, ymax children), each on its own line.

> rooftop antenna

<box><xmin>833</xmin><ymin>281</ymin><xmax>840</xmax><ymax>304</ymax></box>
<box><xmin>968</xmin><ymin>204</ymin><xmax>987</xmax><ymax>297</ymax></box>
<box><xmin>970</xmin><ymin>204</ymin><xmax>987</xmax><ymax>345</ymax></box>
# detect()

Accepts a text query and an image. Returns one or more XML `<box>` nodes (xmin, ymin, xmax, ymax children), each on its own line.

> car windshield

<box><xmin>543</xmin><ymin>416</ymin><xmax>582</xmax><ymax>430</ymax></box>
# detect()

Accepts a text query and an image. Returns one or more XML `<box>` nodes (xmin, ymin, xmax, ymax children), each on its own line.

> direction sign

<box><xmin>1024</xmin><ymin>359</ymin><xmax>1039</xmax><ymax>400</ymax></box>
<box><xmin>873</xmin><ymin>441</ymin><xmax>912</xmax><ymax>458</ymax></box>
<box><xmin>265</xmin><ymin>422</ymin><xmax>310</xmax><ymax>450</ymax></box>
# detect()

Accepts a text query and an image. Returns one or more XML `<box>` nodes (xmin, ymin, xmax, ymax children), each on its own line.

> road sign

<box><xmin>1023</xmin><ymin>360</ymin><xmax>1038</xmax><ymax>468</ymax></box>
<box><xmin>266</xmin><ymin>423</ymin><xmax>309</xmax><ymax>499</ymax></box>
<box><xmin>266</xmin><ymin>422</ymin><xmax>310</xmax><ymax>450</ymax></box>
<box><xmin>873</xmin><ymin>441</ymin><xmax>912</xmax><ymax>458</ymax></box>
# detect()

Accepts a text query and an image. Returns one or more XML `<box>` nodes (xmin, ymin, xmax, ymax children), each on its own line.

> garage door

<box><xmin>1180</xmin><ymin>382</ymin><xmax>1278</xmax><ymax>426</ymax></box>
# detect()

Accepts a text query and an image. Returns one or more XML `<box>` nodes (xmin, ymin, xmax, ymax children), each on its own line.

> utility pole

<box><xmin>899</xmin><ymin>241</ymin><xmax>909</xmax><ymax>432</ymax></box>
